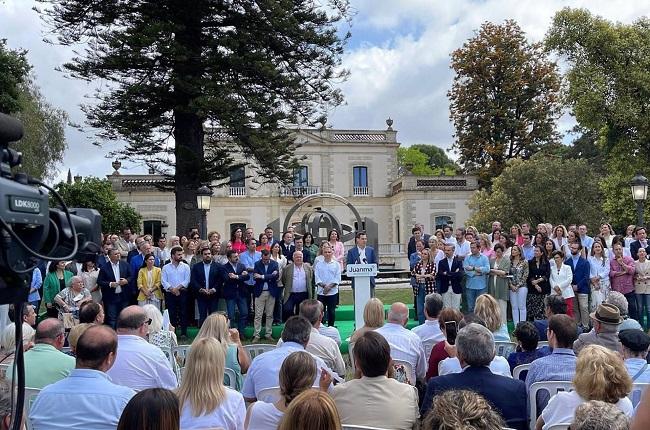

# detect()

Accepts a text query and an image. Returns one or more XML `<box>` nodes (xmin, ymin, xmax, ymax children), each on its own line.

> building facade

<box><xmin>107</xmin><ymin>124</ymin><xmax>478</xmax><ymax>267</ymax></box>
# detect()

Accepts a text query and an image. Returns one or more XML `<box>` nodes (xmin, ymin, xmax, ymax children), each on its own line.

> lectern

<box><xmin>346</xmin><ymin>263</ymin><xmax>378</xmax><ymax>329</ymax></box>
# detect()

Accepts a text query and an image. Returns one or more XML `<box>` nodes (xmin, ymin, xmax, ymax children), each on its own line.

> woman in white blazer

<box><xmin>549</xmin><ymin>250</ymin><xmax>575</xmax><ymax>318</ymax></box>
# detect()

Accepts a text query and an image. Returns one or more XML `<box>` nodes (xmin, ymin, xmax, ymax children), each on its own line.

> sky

<box><xmin>0</xmin><ymin>0</ymin><xmax>648</xmax><ymax>182</ymax></box>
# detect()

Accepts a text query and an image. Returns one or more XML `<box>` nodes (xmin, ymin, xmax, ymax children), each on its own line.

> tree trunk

<box><xmin>174</xmin><ymin>111</ymin><xmax>204</xmax><ymax>236</ymax></box>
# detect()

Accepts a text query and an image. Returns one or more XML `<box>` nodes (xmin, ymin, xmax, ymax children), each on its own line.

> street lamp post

<box><xmin>196</xmin><ymin>186</ymin><xmax>213</xmax><ymax>239</ymax></box>
<box><xmin>630</xmin><ymin>173</ymin><xmax>649</xmax><ymax>227</ymax></box>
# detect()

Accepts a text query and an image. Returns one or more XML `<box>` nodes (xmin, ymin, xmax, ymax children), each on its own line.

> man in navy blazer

<box><xmin>346</xmin><ymin>232</ymin><xmax>378</xmax><ymax>296</ymax></box>
<box><xmin>565</xmin><ymin>242</ymin><xmax>591</xmax><ymax>328</ymax></box>
<box><xmin>252</xmin><ymin>250</ymin><xmax>280</xmax><ymax>340</ymax></box>
<box><xmin>222</xmin><ymin>250</ymin><xmax>250</xmax><ymax>336</ymax></box>
<box><xmin>437</xmin><ymin>243</ymin><xmax>464</xmax><ymax>310</ymax></box>
<box><xmin>190</xmin><ymin>246</ymin><xmax>223</xmax><ymax>327</ymax></box>
<box><xmin>630</xmin><ymin>227</ymin><xmax>650</xmax><ymax>260</ymax></box>
<box><xmin>421</xmin><ymin>323</ymin><xmax>527</xmax><ymax>430</ymax></box>
<box><xmin>97</xmin><ymin>248</ymin><xmax>132</xmax><ymax>328</ymax></box>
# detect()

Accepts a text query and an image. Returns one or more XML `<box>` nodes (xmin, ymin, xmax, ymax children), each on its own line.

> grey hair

<box><xmin>2</xmin><ymin>323</ymin><xmax>35</xmax><ymax>351</ymax></box>
<box><xmin>387</xmin><ymin>308</ymin><xmax>409</xmax><ymax>324</ymax></box>
<box><xmin>605</xmin><ymin>291</ymin><xmax>628</xmax><ymax>317</ymax></box>
<box><xmin>69</xmin><ymin>275</ymin><xmax>83</xmax><ymax>286</ymax></box>
<box><xmin>571</xmin><ymin>400</ymin><xmax>630</xmax><ymax>430</ymax></box>
<box><xmin>142</xmin><ymin>304</ymin><xmax>164</xmax><ymax>334</ymax></box>
<box><xmin>299</xmin><ymin>299</ymin><xmax>323</xmax><ymax>326</ymax></box>
<box><xmin>456</xmin><ymin>323</ymin><xmax>495</xmax><ymax>367</ymax></box>
<box><xmin>444</xmin><ymin>243</ymin><xmax>456</xmax><ymax>251</ymax></box>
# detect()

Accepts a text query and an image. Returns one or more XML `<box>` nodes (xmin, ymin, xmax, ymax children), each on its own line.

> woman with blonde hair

<box><xmin>478</xmin><ymin>234</ymin><xmax>494</xmax><ymax>259</ymax></box>
<box><xmin>474</xmin><ymin>294</ymin><xmax>509</xmax><ymax>341</ymax></box>
<box><xmin>349</xmin><ymin>298</ymin><xmax>384</xmax><ymax>346</ymax></box>
<box><xmin>277</xmin><ymin>389</ymin><xmax>342</xmax><ymax>430</ymax></box>
<box><xmin>510</xmin><ymin>224</ymin><xmax>524</xmax><ymax>246</ymax></box>
<box><xmin>551</xmin><ymin>225</ymin><xmax>568</xmax><ymax>251</ymax></box>
<box><xmin>194</xmin><ymin>312</ymin><xmax>250</xmax><ymax>390</ymax></box>
<box><xmin>178</xmin><ymin>337</ymin><xmax>246</xmax><ymax>429</ymax></box>
<box><xmin>423</xmin><ymin>389</ymin><xmax>505</xmax><ymax>430</ymax></box>
<box><xmin>245</xmin><ymin>351</ymin><xmax>319</xmax><ymax>429</ymax></box>
<box><xmin>537</xmin><ymin>344</ymin><xmax>633</xmax><ymax>430</ymax></box>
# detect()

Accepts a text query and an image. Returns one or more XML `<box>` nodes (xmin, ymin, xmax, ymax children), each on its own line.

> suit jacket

<box><xmin>407</xmin><ymin>234</ymin><xmax>431</xmax><ymax>257</ymax></box>
<box><xmin>64</xmin><ymin>261</ymin><xmax>82</xmax><ymax>276</ymax></box>
<box><xmin>630</xmin><ymin>240</ymin><xmax>650</xmax><ymax>261</ymax></box>
<box><xmin>190</xmin><ymin>261</ymin><xmax>223</xmax><ymax>300</ymax></box>
<box><xmin>346</xmin><ymin>246</ymin><xmax>377</xmax><ymax>288</ymax></box>
<box><xmin>565</xmin><ymin>256</ymin><xmax>590</xmax><ymax>294</ymax></box>
<box><xmin>126</xmin><ymin>248</ymin><xmax>139</xmax><ymax>264</ymax></box>
<box><xmin>282</xmin><ymin>263</ymin><xmax>314</xmax><ymax>301</ymax></box>
<box><xmin>437</xmin><ymin>257</ymin><xmax>464</xmax><ymax>294</ymax></box>
<box><xmin>221</xmin><ymin>262</ymin><xmax>250</xmax><ymax>299</ymax></box>
<box><xmin>97</xmin><ymin>260</ymin><xmax>132</xmax><ymax>303</ymax></box>
<box><xmin>279</xmin><ymin>242</ymin><xmax>296</xmax><ymax>262</ymax></box>
<box><xmin>253</xmin><ymin>259</ymin><xmax>280</xmax><ymax>298</ymax></box>
<box><xmin>136</xmin><ymin>266</ymin><xmax>163</xmax><ymax>300</ymax></box>
<box><xmin>130</xmin><ymin>253</ymin><xmax>160</xmax><ymax>296</ymax></box>
<box><xmin>421</xmin><ymin>366</ymin><xmax>527</xmax><ymax>430</ymax></box>
<box><xmin>332</xmin><ymin>376</ymin><xmax>419</xmax><ymax>430</ymax></box>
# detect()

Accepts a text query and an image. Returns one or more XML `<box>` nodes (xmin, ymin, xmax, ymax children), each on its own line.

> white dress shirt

<box><xmin>314</xmin><ymin>259</ymin><xmax>341</xmax><ymax>296</ymax></box>
<box><xmin>319</xmin><ymin>325</ymin><xmax>342</xmax><ymax>345</ymax></box>
<box><xmin>180</xmin><ymin>388</ymin><xmax>245</xmax><ymax>430</ymax></box>
<box><xmin>374</xmin><ymin>323</ymin><xmax>426</xmax><ymax>382</ymax></box>
<box><xmin>106</xmin><ymin>335</ymin><xmax>177</xmax><ymax>391</ymax></box>
<box><xmin>454</xmin><ymin>240</ymin><xmax>470</xmax><ymax>258</ymax></box>
<box><xmin>438</xmin><ymin>357</ymin><xmax>512</xmax><ymax>378</ymax></box>
<box><xmin>161</xmin><ymin>261</ymin><xmax>190</xmax><ymax>291</ymax></box>
<box><xmin>241</xmin><ymin>341</ymin><xmax>331</xmax><ymax>400</ymax></box>
<box><xmin>277</xmin><ymin>328</ymin><xmax>346</xmax><ymax>377</ymax></box>
<box><xmin>291</xmin><ymin>265</ymin><xmax>307</xmax><ymax>293</ymax></box>
<box><xmin>411</xmin><ymin>319</ymin><xmax>445</xmax><ymax>354</ymax></box>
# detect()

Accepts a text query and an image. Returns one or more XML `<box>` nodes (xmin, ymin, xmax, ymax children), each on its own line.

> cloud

<box><xmin>0</xmin><ymin>0</ymin><xmax>647</xmax><ymax>179</ymax></box>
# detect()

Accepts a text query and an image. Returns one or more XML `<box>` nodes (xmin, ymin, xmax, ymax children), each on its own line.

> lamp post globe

<box><xmin>630</xmin><ymin>173</ymin><xmax>649</xmax><ymax>227</ymax></box>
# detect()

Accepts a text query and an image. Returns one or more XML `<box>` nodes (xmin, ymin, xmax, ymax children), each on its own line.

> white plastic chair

<box><xmin>546</xmin><ymin>424</ymin><xmax>570</xmax><ymax>430</ymax></box>
<box><xmin>422</xmin><ymin>340</ymin><xmax>437</xmax><ymax>365</ymax></box>
<box><xmin>159</xmin><ymin>346</ymin><xmax>174</xmax><ymax>368</ymax></box>
<box><xmin>495</xmin><ymin>341</ymin><xmax>517</xmax><ymax>357</ymax></box>
<box><xmin>257</xmin><ymin>386</ymin><xmax>281</xmax><ymax>402</ymax></box>
<box><xmin>173</xmin><ymin>344</ymin><xmax>191</xmax><ymax>367</ymax></box>
<box><xmin>392</xmin><ymin>359</ymin><xmax>414</xmax><ymax>385</ymax></box>
<box><xmin>348</xmin><ymin>341</ymin><xmax>356</xmax><ymax>373</ymax></box>
<box><xmin>61</xmin><ymin>346</ymin><xmax>72</xmax><ymax>354</ymax></box>
<box><xmin>512</xmin><ymin>363</ymin><xmax>530</xmax><ymax>381</ymax></box>
<box><xmin>628</xmin><ymin>382</ymin><xmax>649</xmax><ymax>408</ymax></box>
<box><xmin>244</xmin><ymin>344</ymin><xmax>275</xmax><ymax>360</ymax></box>
<box><xmin>25</xmin><ymin>387</ymin><xmax>41</xmax><ymax>430</ymax></box>
<box><xmin>342</xmin><ymin>425</ymin><xmax>391</xmax><ymax>430</ymax></box>
<box><xmin>529</xmin><ymin>381</ymin><xmax>574</xmax><ymax>430</ymax></box>
<box><xmin>223</xmin><ymin>367</ymin><xmax>237</xmax><ymax>390</ymax></box>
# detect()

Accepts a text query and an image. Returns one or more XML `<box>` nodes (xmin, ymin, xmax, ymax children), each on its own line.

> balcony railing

<box><xmin>279</xmin><ymin>185</ymin><xmax>320</xmax><ymax>197</ymax></box>
<box><xmin>353</xmin><ymin>186</ymin><xmax>369</xmax><ymax>196</ymax></box>
<box><xmin>228</xmin><ymin>186</ymin><xmax>246</xmax><ymax>197</ymax></box>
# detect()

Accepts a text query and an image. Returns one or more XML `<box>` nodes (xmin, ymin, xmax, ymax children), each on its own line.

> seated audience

<box><xmin>8</xmin><ymin>303</ymin><xmax>36</xmax><ymax>328</ymax></box>
<box><xmin>573</xmin><ymin>303</ymin><xmax>623</xmax><ymax>354</ymax></box>
<box><xmin>571</xmin><ymin>400</ymin><xmax>630</xmax><ymax>430</ymax></box>
<box><xmin>53</xmin><ymin>275</ymin><xmax>92</xmax><ymax>321</ymax></box>
<box><xmin>411</xmin><ymin>293</ymin><xmax>446</xmax><ymax>357</ymax></box>
<box><xmin>117</xmin><ymin>388</ymin><xmax>179</xmax><ymax>430</ymax></box>
<box><xmin>526</xmin><ymin>314</ymin><xmax>579</xmax><ymax>414</ymax></box>
<box><xmin>194</xmin><ymin>312</ymin><xmax>250</xmax><ymax>391</ymax></box>
<box><xmin>422</xmin><ymin>389</ymin><xmax>505</xmax><ymax>430</ymax></box>
<box><xmin>177</xmin><ymin>337</ymin><xmax>246</xmax><ymax>430</ymax></box>
<box><xmin>318</xmin><ymin>324</ymin><xmax>342</xmax><ymax>345</ymax></box>
<box><xmin>607</xmin><ymin>291</ymin><xmax>643</xmax><ymax>331</ymax></box>
<box><xmin>332</xmin><ymin>331</ymin><xmax>419</xmax><ymax>430</ymax></box>
<box><xmin>537</xmin><ymin>344</ymin><xmax>633</xmax><ymax>430</ymax></box>
<box><xmin>507</xmin><ymin>321</ymin><xmax>549</xmax><ymax>373</ymax></box>
<box><xmin>474</xmin><ymin>294</ymin><xmax>510</xmax><ymax>341</ymax></box>
<box><xmin>245</xmin><ymin>351</ymin><xmax>319</xmax><ymax>429</ymax></box>
<box><xmin>107</xmin><ymin>306</ymin><xmax>177</xmax><ymax>391</ymax></box>
<box><xmin>375</xmin><ymin>302</ymin><xmax>427</xmax><ymax>384</ymax></box>
<box><xmin>0</xmin><ymin>378</ymin><xmax>20</xmax><ymax>430</ymax></box>
<box><xmin>241</xmin><ymin>316</ymin><xmax>332</xmax><ymax>402</ymax></box>
<box><xmin>619</xmin><ymin>329</ymin><xmax>650</xmax><ymax>383</ymax></box>
<box><xmin>426</xmin><ymin>308</ymin><xmax>463</xmax><ymax>380</ymax></box>
<box><xmin>421</xmin><ymin>323</ymin><xmax>527</xmax><ymax>430</ymax></box>
<box><xmin>278</xmin><ymin>300</ymin><xmax>345</xmax><ymax>377</ymax></box>
<box><xmin>349</xmin><ymin>297</ymin><xmax>384</xmax><ymax>347</ymax></box>
<box><xmin>0</xmin><ymin>321</ymin><xmax>35</xmax><ymax>366</ymax></box>
<box><xmin>29</xmin><ymin>325</ymin><xmax>136</xmax><ymax>430</ymax></box>
<box><xmin>143</xmin><ymin>303</ymin><xmax>178</xmax><ymax>350</ymax></box>
<box><xmin>277</xmin><ymin>390</ymin><xmax>342</xmax><ymax>430</ymax></box>
<box><xmin>79</xmin><ymin>301</ymin><xmax>105</xmax><ymax>324</ymax></box>
<box><xmin>15</xmin><ymin>318</ymin><xmax>74</xmax><ymax>388</ymax></box>
<box><xmin>67</xmin><ymin>323</ymin><xmax>93</xmax><ymax>355</ymax></box>
<box><xmin>534</xmin><ymin>295</ymin><xmax>567</xmax><ymax>340</ymax></box>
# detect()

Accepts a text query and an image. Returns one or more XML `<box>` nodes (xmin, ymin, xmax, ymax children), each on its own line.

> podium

<box><xmin>346</xmin><ymin>263</ymin><xmax>378</xmax><ymax>329</ymax></box>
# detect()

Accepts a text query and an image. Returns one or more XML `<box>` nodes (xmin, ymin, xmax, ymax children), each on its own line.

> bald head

<box><xmin>387</xmin><ymin>302</ymin><xmax>409</xmax><ymax>326</ymax></box>
<box><xmin>76</xmin><ymin>325</ymin><xmax>118</xmax><ymax>371</ymax></box>
<box><xmin>116</xmin><ymin>305</ymin><xmax>148</xmax><ymax>336</ymax></box>
<box><xmin>35</xmin><ymin>318</ymin><xmax>65</xmax><ymax>348</ymax></box>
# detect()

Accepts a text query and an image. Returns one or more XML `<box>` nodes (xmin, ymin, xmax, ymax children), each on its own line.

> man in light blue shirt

<box><xmin>463</xmin><ymin>241</ymin><xmax>490</xmax><ymax>312</ymax></box>
<box><xmin>521</xmin><ymin>233</ymin><xmax>535</xmax><ymax>261</ymax></box>
<box><xmin>239</xmin><ymin>237</ymin><xmax>261</xmax><ymax>314</ymax></box>
<box><xmin>620</xmin><ymin>329</ymin><xmax>650</xmax><ymax>383</ymax></box>
<box><xmin>29</xmin><ymin>325</ymin><xmax>135</xmax><ymax>430</ymax></box>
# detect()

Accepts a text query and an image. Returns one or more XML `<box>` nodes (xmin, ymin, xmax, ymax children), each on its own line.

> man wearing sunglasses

<box><xmin>106</xmin><ymin>306</ymin><xmax>177</xmax><ymax>391</ymax></box>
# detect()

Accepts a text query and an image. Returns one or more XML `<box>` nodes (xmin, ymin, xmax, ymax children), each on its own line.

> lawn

<box><xmin>338</xmin><ymin>288</ymin><xmax>413</xmax><ymax>306</ymax></box>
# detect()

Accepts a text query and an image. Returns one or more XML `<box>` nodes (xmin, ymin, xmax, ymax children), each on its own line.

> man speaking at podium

<box><xmin>346</xmin><ymin>232</ymin><xmax>377</xmax><ymax>297</ymax></box>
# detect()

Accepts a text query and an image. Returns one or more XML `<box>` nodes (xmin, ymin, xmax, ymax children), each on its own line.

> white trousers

<box><xmin>509</xmin><ymin>287</ymin><xmax>528</xmax><ymax>325</ymax></box>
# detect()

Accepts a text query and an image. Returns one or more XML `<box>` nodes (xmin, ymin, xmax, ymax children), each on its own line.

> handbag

<box><xmin>62</xmin><ymin>312</ymin><xmax>78</xmax><ymax>329</ymax></box>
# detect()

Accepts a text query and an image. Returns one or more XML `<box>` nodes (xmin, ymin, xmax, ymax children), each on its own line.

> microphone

<box><xmin>0</xmin><ymin>113</ymin><xmax>24</xmax><ymax>144</ymax></box>
<box><xmin>362</xmin><ymin>258</ymin><xmax>367</xmax><ymax>264</ymax></box>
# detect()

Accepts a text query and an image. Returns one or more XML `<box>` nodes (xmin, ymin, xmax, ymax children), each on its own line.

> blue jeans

<box><xmin>104</xmin><ymin>298</ymin><xmax>128</xmax><ymax>329</ymax></box>
<box><xmin>637</xmin><ymin>294</ymin><xmax>650</xmax><ymax>329</ymax></box>
<box><xmin>226</xmin><ymin>295</ymin><xmax>248</xmax><ymax>335</ymax></box>
<box><xmin>466</xmin><ymin>288</ymin><xmax>487</xmax><ymax>313</ymax></box>
<box><xmin>416</xmin><ymin>284</ymin><xmax>427</xmax><ymax>325</ymax></box>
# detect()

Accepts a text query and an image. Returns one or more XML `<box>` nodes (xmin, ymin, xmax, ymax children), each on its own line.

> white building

<box><xmin>107</xmin><ymin>124</ymin><xmax>478</xmax><ymax>268</ymax></box>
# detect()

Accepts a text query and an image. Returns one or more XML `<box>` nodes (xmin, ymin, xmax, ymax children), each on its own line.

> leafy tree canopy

<box><xmin>449</xmin><ymin>20</ymin><xmax>562</xmax><ymax>189</ymax></box>
<box><xmin>0</xmin><ymin>39</ymin><xmax>30</xmax><ymax>114</ymax></box>
<box><xmin>54</xmin><ymin>177</ymin><xmax>142</xmax><ymax>234</ymax></box>
<box><xmin>410</xmin><ymin>144</ymin><xmax>459</xmax><ymax>171</ymax></box>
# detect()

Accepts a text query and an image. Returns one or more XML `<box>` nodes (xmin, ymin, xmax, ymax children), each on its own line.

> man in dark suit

<box><xmin>346</xmin><ymin>231</ymin><xmax>378</xmax><ymax>297</ymax></box>
<box><xmin>407</xmin><ymin>225</ymin><xmax>430</xmax><ymax>257</ymax></box>
<box><xmin>96</xmin><ymin>243</ymin><xmax>113</xmax><ymax>267</ymax></box>
<box><xmin>421</xmin><ymin>323</ymin><xmax>527</xmax><ymax>430</ymax></box>
<box><xmin>97</xmin><ymin>248</ymin><xmax>132</xmax><ymax>328</ymax></box>
<box><xmin>190</xmin><ymin>246</ymin><xmax>222</xmax><ymax>327</ymax></box>
<box><xmin>565</xmin><ymin>242</ymin><xmax>591</xmax><ymax>329</ymax></box>
<box><xmin>252</xmin><ymin>249</ymin><xmax>280</xmax><ymax>341</ymax></box>
<box><xmin>631</xmin><ymin>227</ymin><xmax>650</xmax><ymax>260</ymax></box>
<box><xmin>222</xmin><ymin>250</ymin><xmax>250</xmax><ymax>336</ymax></box>
<box><xmin>279</xmin><ymin>231</ymin><xmax>296</xmax><ymax>262</ymax></box>
<box><xmin>437</xmin><ymin>243</ymin><xmax>464</xmax><ymax>310</ymax></box>
<box><xmin>126</xmin><ymin>235</ymin><xmax>145</xmax><ymax>264</ymax></box>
